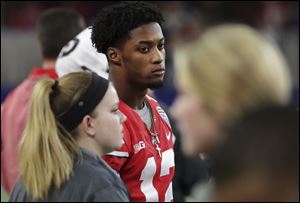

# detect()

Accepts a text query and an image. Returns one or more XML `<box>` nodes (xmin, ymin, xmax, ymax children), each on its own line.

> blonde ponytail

<box><xmin>18</xmin><ymin>75</ymin><xmax>88</xmax><ymax>199</ymax></box>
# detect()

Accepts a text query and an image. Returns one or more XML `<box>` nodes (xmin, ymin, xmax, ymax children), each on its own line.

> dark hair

<box><xmin>91</xmin><ymin>1</ymin><xmax>164</xmax><ymax>55</ymax></box>
<box><xmin>212</xmin><ymin>106</ymin><xmax>299</xmax><ymax>184</ymax></box>
<box><xmin>37</xmin><ymin>8</ymin><xmax>85</xmax><ymax>59</ymax></box>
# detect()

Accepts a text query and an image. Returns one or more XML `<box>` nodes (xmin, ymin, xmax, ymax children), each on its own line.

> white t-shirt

<box><xmin>135</xmin><ymin>101</ymin><xmax>152</xmax><ymax>130</ymax></box>
<box><xmin>56</xmin><ymin>27</ymin><xmax>108</xmax><ymax>79</ymax></box>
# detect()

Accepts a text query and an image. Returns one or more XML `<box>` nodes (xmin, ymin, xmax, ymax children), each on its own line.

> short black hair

<box><xmin>91</xmin><ymin>1</ymin><xmax>164</xmax><ymax>55</ymax></box>
<box><xmin>212</xmin><ymin>106</ymin><xmax>299</xmax><ymax>184</ymax></box>
<box><xmin>37</xmin><ymin>8</ymin><xmax>85</xmax><ymax>59</ymax></box>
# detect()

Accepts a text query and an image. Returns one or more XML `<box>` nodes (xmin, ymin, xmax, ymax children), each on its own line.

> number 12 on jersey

<box><xmin>140</xmin><ymin>149</ymin><xmax>175</xmax><ymax>202</ymax></box>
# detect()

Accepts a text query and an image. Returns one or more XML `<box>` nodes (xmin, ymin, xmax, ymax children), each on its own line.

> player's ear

<box><xmin>107</xmin><ymin>47</ymin><xmax>121</xmax><ymax>65</ymax></box>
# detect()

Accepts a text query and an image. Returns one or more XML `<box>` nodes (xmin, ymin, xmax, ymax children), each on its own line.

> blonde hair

<box><xmin>18</xmin><ymin>72</ymin><xmax>92</xmax><ymax>199</ymax></box>
<box><xmin>175</xmin><ymin>24</ymin><xmax>291</xmax><ymax>125</ymax></box>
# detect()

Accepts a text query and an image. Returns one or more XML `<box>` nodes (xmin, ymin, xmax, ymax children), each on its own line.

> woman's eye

<box><xmin>111</xmin><ymin>108</ymin><xmax>119</xmax><ymax>114</ymax></box>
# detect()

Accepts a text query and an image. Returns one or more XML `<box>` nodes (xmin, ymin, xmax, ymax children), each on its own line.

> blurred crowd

<box><xmin>1</xmin><ymin>1</ymin><xmax>299</xmax><ymax>106</ymax></box>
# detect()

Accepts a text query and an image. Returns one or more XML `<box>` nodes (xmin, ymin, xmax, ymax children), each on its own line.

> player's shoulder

<box><xmin>145</xmin><ymin>95</ymin><xmax>172</xmax><ymax>129</ymax></box>
<box><xmin>145</xmin><ymin>94</ymin><xmax>158</xmax><ymax>103</ymax></box>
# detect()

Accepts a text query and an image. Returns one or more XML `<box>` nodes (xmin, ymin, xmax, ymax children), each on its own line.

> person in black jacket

<box><xmin>9</xmin><ymin>72</ymin><xmax>129</xmax><ymax>202</ymax></box>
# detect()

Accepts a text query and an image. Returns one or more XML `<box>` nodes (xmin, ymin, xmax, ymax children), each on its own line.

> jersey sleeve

<box><xmin>103</xmin><ymin>126</ymin><xmax>132</xmax><ymax>172</ymax></box>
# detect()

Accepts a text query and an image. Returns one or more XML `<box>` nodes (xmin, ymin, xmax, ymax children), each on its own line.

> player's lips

<box><xmin>152</xmin><ymin>68</ymin><xmax>165</xmax><ymax>77</ymax></box>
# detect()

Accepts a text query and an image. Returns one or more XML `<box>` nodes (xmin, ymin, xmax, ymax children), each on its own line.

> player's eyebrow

<box><xmin>138</xmin><ymin>38</ymin><xmax>165</xmax><ymax>46</ymax></box>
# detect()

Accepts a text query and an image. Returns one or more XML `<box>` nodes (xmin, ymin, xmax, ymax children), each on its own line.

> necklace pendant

<box><xmin>156</xmin><ymin>145</ymin><xmax>162</xmax><ymax>157</ymax></box>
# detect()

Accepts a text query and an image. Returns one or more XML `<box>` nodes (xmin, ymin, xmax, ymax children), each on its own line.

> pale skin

<box><xmin>170</xmin><ymin>80</ymin><xmax>223</xmax><ymax>156</ymax></box>
<box><xmin>76</xmin><ymin>84</ymin><xmax>127</xmax><ymax>158</ymax></box>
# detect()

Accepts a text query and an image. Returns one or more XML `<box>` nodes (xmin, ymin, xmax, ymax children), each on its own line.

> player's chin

<box><xmin>148</xmin><ymin>80</ymin><xmax>164</xmax><ymax>90</ymax></box>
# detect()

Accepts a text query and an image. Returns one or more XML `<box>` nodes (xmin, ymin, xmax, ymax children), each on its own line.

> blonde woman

<box><xmin>171</xmin><ymin>24</ymin><xmax>291</xmax><ymax>156</ymax></box>
<box><xmin>9</xmin><ymin>72</ymin><xmax>129</xmax><ymax>202</ymax></box>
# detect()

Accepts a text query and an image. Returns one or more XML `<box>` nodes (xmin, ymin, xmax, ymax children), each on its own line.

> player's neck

<box><xmin>117</xmin><ymin>85</ymin><xmax>147</xmax><ymax>110</ymax></box>
<box><xmin>122</xmin><ymin>91</ymin><xmax>147</xmax><ymax>110</ymax></box>
<box><xmin>42</xmin><ymin>59</ymin><xmax>56</xmax><ymax>69</ymax></box>
<box><xmin>110</xmin><ymin>71</ymin><xmax>147</xmax><ymax>110</ymax></box>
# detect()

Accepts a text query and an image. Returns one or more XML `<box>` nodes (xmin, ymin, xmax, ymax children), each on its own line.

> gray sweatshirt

<box><xmin>9</xmin><ymin>148</ymin><xmax>130</xmax><ymax>202</ymax></box>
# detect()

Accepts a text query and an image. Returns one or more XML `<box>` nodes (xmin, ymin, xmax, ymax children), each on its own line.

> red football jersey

<box><xmin>103</xmin><ymin>95</ymin><xmax>175</xmax><ymax>202</ymax></box>
<box><xmin>1</xmin><ymin>68</ymin><xmax>57</xmax><ymax>193</ymax></box>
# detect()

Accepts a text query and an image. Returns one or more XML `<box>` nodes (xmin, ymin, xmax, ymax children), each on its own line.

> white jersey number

<box><xmin>140</xmin><ymin>149</ymin><xmax>175</xmax><ymax>202</ymax></box>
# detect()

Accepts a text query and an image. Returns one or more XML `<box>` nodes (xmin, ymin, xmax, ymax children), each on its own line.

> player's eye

<box><xmin>157</xmin><ymin>43</ymin><xmax>165</xmax><ymax>50</ymax></box>
<box><xmin>139</xmin><ymin>47</ymin><xmax>149</xmax><ymax>53</ymax></box>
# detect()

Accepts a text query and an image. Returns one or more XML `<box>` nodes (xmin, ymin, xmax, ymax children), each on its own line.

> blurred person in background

<box><xmin>211</xmin><ymin>106</ymin><xmax>299</xmax><ymax>201</ymax></box>
<box><xmin>171</xmin><ymin>23</ymin><xmax>291</xmax><ymax>157</ymax></box>
<box><xmin>56</xmin><ymin>27</ymin><xmax>109</xmax><ymax>79</ymax></box>
<box><xmin>1</xmin><ymin>8</ymin><xmax>85</xmax><ymax>194</ymax></box>
<box><xmin>9</xmin><ymin>72</ymin><xmax>129</xmax><ymax>201</ymax></box>
<box><xmin>91</xmin><ymin>2</ymin><xmax>175</xmax><ymax>201</ymax></box>
<box><xmin>171</xmin><ymin>24</ymin><xmax>292</xmax><ymax>200</ymax></box>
